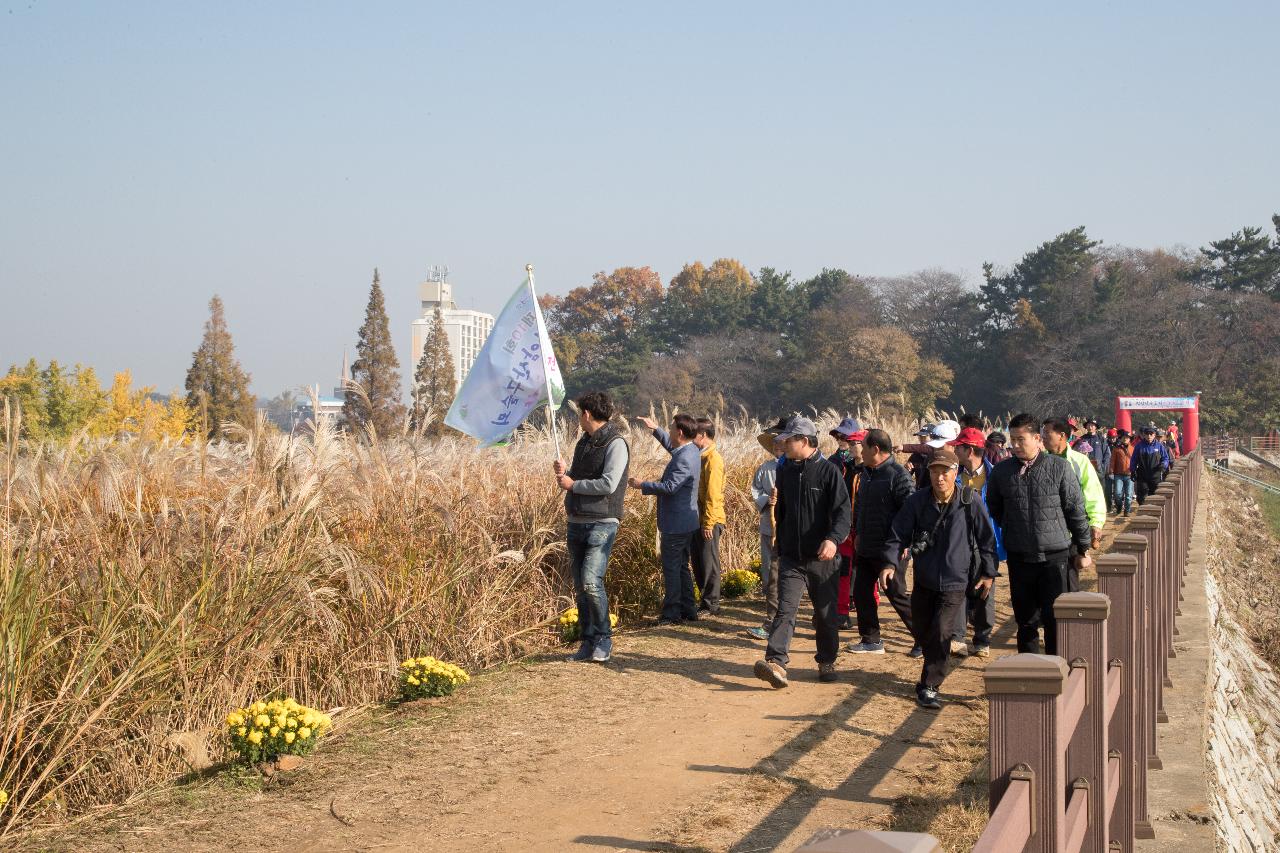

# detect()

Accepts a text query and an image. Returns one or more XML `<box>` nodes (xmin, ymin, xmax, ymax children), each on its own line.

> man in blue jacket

<box><xmin>1130</xmin><ymin>424</ymin><xmax>1171</xmax><ymax>505</ymax></box>
<box><xmin>880</xmin><ymin>448</ymin><xmax>998</xmax><ymax>709</ymax></box>
<box><xmin>629</xmin><ymin>413</ymin><xmax>702</xmax><ymax>624</ymax></box>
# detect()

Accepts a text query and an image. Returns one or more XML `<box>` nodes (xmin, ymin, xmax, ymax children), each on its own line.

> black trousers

<box><xmin>1007</xmin><ymin>550</ymin><xmax>1078</xmax><ymax>655</ymax></box>
<box><xmin>853</xmin><ymin>554</ymin><xmax>914</xmax><ymax>645</ymax></box>
<box><xmin>951</xmin><ymin>583</ymin><xmax>997</xmax><ymax>646</ymax></box>
<box><xmin>912</xmin><ymin>586</ymin><xmax>967</xmax><ymax>689</ymax></box>
<box><xmin>690</xmin><ymin>523</ymin><xmax>723</xmax><ymax>611</ymax></box>
<box><xmin>1135</xmin><ymin>476</ymin><xmax>1161</xmax><ymax>505</ymax></box>
<box><xmin>765</xmin><ymin>555</ymin><xmax>841</xmax><ymax>668</ymax></box>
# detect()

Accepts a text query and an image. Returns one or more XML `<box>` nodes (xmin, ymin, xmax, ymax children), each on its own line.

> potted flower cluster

<box><xmin>225</xmin><ymin>698</ymin><xmax>332</xmax><ymax>774</ymax></box>
<box><xmin>398</xmin><ymin>656</ymin><xmax>470</xmax><ymax>700</ymax></box>
<box><xmin>722</xmin><ymin>567</ymin><xmax>761</xmax><ymax>598</ymax></box>
<box><xmin>558</xmin><ymin>607</ymin><xmax>619</xmax><ymax>644</ymax></box>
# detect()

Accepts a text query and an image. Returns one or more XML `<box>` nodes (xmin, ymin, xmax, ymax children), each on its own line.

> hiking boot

<box><xmin>907</xmin><ymin>645</ymin><xmax>924</xmax><ymax>658</ymax></box>
<box><xmin>568</xmin><ymin>642</ymin><xmax>593</xmax><ymax>662</ymax></box>
<box><xmin>753</xmin><ymin>659</ymin><xmax>788</xmax><ymax>689</ymax></box>
<box><xmin>845</xmin><ymin>640</ymin><xmax>885</xmax><ymax>654</ymax></box>
<box><xmin>818</xmin><ymin>662</ymin><xmax>838</xmax><ymax>683</ymax></box>
<box><xmin>591</xmin><ymin>639</ymin><xmax>613</xmax><ymax>663</ymax></box>
<box><xmin>950</xmin><ymin>640</ymin><xmax>970</xmax><ymax>657</ymax></box>
<box><xmin>916</xmin><ymin>685</ymin><xmax>943</xmax><ymax>710</ymax></box>
<box><xmin>973</xmin><ymin>645</ymin><xmax>991</xmax><ymax>658</ymax></box>
<box><xmin>745</xmin><ymin>626</ymin><xmax>769</xmax><ymax>641</ymax></box>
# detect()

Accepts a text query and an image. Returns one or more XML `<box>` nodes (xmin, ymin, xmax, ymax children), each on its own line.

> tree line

<box><xmin>5</xmin><ymin>217</ymin><xmax>1277</xmax><ymax>441</ymax></box>
<box><xmin>541</xmin><ymin>218</ymin><xmax>1280</xmax><ymax>432</ymax></box>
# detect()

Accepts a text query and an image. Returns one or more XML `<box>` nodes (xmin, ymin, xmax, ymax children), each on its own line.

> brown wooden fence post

<box><xmin>1155</xmin><ymin>482</ymin><xmax>1181</xmax><ymax>626</ymax></box>
<box><xmin>1107</xmin><ymin>532</ymin><xmax>1155</xmax><ymax>839</ymax></box>
<box><xmin>1096</xmin><ymin>553</ymin><xmax>1139</xmax><ymax>850</ymax></box>
<box><xmin>986</xmin><ymin>655</ymin><xmax>1069</xmax><ymax>853</ymax></box>
<box><xmin>1055</xmin><ymin>591</ymin><xmax>1111</xmax><ymax>852</ymax></box>
<box><xmin>1131</xmin><ymin>500</ymin><xmax>1173</xmax><ymax>722</ymax></box>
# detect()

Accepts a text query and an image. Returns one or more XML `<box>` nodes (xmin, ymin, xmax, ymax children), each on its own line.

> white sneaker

<box><xmin>950</xmin><ymin>640</ymin><xmax>970</xmax><ymax>657</ymax></box>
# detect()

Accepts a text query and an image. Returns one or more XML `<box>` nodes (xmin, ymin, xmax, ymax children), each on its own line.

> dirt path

<box><xmin>54</xmin><ymin>520</ymin><xmax>1130</xmax><ymax>853</ymax></box>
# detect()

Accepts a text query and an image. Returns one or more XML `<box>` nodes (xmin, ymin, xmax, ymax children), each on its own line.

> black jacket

<box><xmin>774</xmin><ymin>451</ymin><xmax>852</xmax><ymax>561</ymax></box>
<box><xmin>882</xmin><ymin>487</ymin><xmax>998</xmax><ymax>592</ymax></box>
<box><xmin>986</xmin><ymin>452</ymin><xmax>1091</xmax><ymax>561</ymax></box>
<box><xmin>854</xmin><ymin>459</ymin><xmax>914</xmax><ymax>553</ymax></box>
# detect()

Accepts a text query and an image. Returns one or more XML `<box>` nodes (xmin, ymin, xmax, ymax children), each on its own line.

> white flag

<box><xmin>444</xmin><ymin>273</ymin><xmax>566</xmax><ymax>446</ymax></box>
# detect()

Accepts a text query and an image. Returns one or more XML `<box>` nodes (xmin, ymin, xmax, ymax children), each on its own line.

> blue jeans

<box><xmin>567</xmin><ymin>521</ymin><xmax>618</xmax><ymax>646</ymax></box>
<box><xmin>1112</xmin><ymin>475</ymin><xmax>1134</xmax><ymax>513</ymax></box>
<box><xmin>659</xmin><ymin>530</ymin><xmax>698</xmax><ymax>621</ymax></box>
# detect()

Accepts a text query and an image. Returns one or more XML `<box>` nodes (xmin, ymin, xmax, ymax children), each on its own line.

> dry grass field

<box><xmin>0</xmin><ymin>398</ymin><xmax>971</xmax><ymax>840</ymax></box>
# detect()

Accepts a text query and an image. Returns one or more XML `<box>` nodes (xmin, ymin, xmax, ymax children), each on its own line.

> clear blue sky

<box><xmin>2</xmin><ymin>2</ymin><xmax>1277</xmax><ymax>397</ymax></box>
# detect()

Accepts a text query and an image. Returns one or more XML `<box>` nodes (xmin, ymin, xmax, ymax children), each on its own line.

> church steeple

<box><xmin>334</xmin><ymin>350</ymin><xmax>349</xmax><ymax>398</ymax></box>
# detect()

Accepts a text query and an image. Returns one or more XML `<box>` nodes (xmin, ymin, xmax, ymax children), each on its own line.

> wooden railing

<box><xmin>973</xmin><ymin>449</ymin><xmax>1201</xmax><ymax>853</ymax></box>
<box><xmin>1249</xmin><ymin>433</ymin><xmax>1280</xmax><ymax>454</ymax></box>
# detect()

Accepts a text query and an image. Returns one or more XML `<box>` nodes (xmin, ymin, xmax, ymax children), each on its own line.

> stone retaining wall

<box><xmin>1205</xmin><ymin>478</ymin><xmax>1280</xmax><ymax>851</ymax></box>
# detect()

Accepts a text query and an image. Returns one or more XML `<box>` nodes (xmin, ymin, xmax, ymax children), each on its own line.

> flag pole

<box><xmin>526</xmin><ymin>263</ymin><xmax>563</xmax><ymax>461</ymax></box>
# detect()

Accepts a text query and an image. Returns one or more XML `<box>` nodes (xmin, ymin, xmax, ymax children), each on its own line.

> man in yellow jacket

<box><xmin>1042</xmin><ymin>417</ymin><xmax>1108</xmax><ymax>549</ymax></box>
<box><xmin>692</xmin><ymin>416</ymin><xmax>726</xmax><ymax>615</ymax></box>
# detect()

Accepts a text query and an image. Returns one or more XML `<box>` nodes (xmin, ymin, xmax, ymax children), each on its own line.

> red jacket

<box><xmin>1109</xmin><ymin>446</ymin><xmax>1131</xmax><ymax>476</ymax></box>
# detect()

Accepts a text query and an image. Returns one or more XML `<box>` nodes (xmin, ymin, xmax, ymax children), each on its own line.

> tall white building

<box><xmin>410</xmin><ymin>271</ymin><xmax>495</xmax><ymax>387</ymax></box>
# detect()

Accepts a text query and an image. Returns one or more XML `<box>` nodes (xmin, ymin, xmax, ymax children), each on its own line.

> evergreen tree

<box><xmin>344</xmin><ymin>269</ymin><xmax>405</xmax><ymax>436</ymax></box>
<box><xmin>184</xmin><ymin>295</ymin><xmax>256</xmax><ymax>439</ymax></box>
<box><xmin>1193</xmin><ymin>214</ymin><xmax>1280</xmax><ymax>298</ymax></box>
<box><xmin>411</xmin><ymin>308</ymin><xmax>456</xmax><ymax>435</ymax></box>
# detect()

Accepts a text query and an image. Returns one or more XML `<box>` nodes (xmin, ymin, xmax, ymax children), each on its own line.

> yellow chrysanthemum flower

<box><xmin>284</xmin><ymin>731</ymin><xmax>295</xmax><ymax>744</ymax></box>
<box><xmin>247</xmin><ymin>730</ymin><xmax>263</xmax><ymax>745</ymax></box>
<box><xmin>298</xmin><ymin>727</ymin><xmax>311</xmax><ymax>739</ymax></box>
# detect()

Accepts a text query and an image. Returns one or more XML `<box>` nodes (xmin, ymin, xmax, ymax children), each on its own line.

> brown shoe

<box><xmin>950</xmin><ymin>640</ymin><xmax>970</xmax><ymax>657</ymax></box>
<box><xmin>753</xmin><ymin>659</ymin><xmax>788</xmax><ymax>689</ymax></box>
<box><xmin>818</xmin><ymin>662</ymin><xmax>837</xmax><ymax>683</ymax></box>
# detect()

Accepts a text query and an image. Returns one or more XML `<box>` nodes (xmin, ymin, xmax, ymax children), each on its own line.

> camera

<box><xmin>909</xmin><ymin>530</ymin><xmax>933</xmax><ymax>557</ymax></box>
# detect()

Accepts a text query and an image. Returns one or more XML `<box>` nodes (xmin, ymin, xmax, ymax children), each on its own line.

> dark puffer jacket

<box><xmin>854</xmin><ymin>459</ymin><xmax>914</xmax><ymax>553</ymax></box>
<box><xmin>986</xmin><ymin>452</ymin><xmax>1091</xmax><ymax>561</ymax></box>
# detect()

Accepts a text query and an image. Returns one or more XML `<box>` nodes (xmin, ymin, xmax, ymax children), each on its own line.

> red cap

<box><xmin>1107</xmin><ymin>428</ymin><xmax>1118</xmax><ymax>437</ymax></box>
<box><xmin>947</xmin><ymin>426</ymin><xmax>987</xmax><ymax>450</ymax></box>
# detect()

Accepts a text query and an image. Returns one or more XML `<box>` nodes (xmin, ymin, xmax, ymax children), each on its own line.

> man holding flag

<box><xmin>554</xmin><ymin>391</ymin><xmax>629</xmax><ymax>663</ymax></box>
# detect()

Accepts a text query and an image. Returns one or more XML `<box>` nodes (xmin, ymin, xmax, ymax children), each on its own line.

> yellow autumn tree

<box><xmin>664</xmin><ymin>258</ymin><xmax>756</xmax><ymax>340</ymax></box>
<box><xmin>90</xmin><ymin>372</ymin><xmax>190</xmax><ymax>440</ymax></box>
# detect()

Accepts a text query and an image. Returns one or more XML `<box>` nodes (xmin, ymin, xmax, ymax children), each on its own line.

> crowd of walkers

<box><xmin>552</xmin><ymin>390</ymin><xmax>1180</xmax><ymax>710</ymax></box>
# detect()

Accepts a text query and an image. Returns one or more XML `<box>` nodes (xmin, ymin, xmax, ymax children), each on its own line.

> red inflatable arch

<box><xmin>1114</xmin><ymin>395</ymin><xmax>1199</xmax><ymax>452</ymax></box>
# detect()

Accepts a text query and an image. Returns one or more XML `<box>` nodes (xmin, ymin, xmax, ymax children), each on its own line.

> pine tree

<box><xmin>184</xmin><ymin>295</ymin><xmax>256</xmax><ymax>439</ymax></box>
<box><xmin>412</xmin><ymin>308</ymin><xmax>456</xmax><ymax>435</ymax></box>
<box><xmin>344</xmin><ymin>269</ymin><xmax>405</xmax><ymax>436</ymax></box>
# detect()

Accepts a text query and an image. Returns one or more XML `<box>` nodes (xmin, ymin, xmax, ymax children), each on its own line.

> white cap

<box><xmin>926</xmin><ymin>419</ymin><xmax>961</xmax><ymax>448</ymax></box>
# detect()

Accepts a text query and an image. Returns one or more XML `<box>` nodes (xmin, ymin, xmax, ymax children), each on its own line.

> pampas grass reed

<box><xmin>0</xmin><ymin>401</ymin><xmax>948</xmax><ymax>837</ymax></box>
